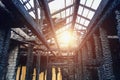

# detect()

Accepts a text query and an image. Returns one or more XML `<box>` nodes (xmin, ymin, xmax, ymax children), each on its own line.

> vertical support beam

<box><xmin>0</xmin><ymin>28</ymin><xmax>11</xmax><ymax>80</ymax></box>
<box><xmin>46</xmin><ymin>55</ymin><xmax>52</xmax><ymax>80</ymax></box>
<box><xmin>36</xmin><ymin>53</ymin><xmax>41</xmax><ymax>80</ymax></box>
<box><xmin>43</xmin><ymin>71</ymin><xmax>46</xmax><ymax>80</ymax></box>
<box><xmin>93</xmin><ymin>33</ymin><xmax>104</xmax><ymax>80</ymax></box>
<box><xmin>18</xmin><ymin>65</ymin><xmax>22</xmax><ymax>80</ymax></box>
<box><xmin>38</xmin><ymin>0</ymin><xmax>60</xmax><ymax>51</ymax></box>
<box><xmin>115</xmin><ymin>10</ymin><xmax>120</xmax><ymax>42</ymax></box>
<box><xmin>47</xmin><ymin>67</ymin><xmax>52</xmax><ymax>80</ymax></box>
<box><xmin>6</xmin><ymin>44</ymin><xmax>19</xmax><ymax>80</ymax></box>
<box><xmin>99</xmin><ymin>27</ymin><xmax>115</xmax><ymax>80</ymax></box>
<box><xmin>71</xmin><ymin>0</ymin><xmax>80</xmax><ymax>30</ymax></box>
<box><xmin>25</xmin><ymin>44</ymin><xmax>34</xmax><ymax>80</ymax></box>
<box><xmin>55</xmin><ymin>67</ymin><xmax>58</xmax><ymax>80</ymax></box>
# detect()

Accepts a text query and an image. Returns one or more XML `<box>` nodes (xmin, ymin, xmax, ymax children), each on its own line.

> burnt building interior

<box><xmin>0</xmin><ymin>0</ymin><xmax>120</xmax><ymax>80</ymax></box>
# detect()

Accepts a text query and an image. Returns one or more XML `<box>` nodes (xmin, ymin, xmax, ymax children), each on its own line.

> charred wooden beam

<box><xmin>78</xmin><ymin>14</ymin><xmax>91</xmax><ymax>21</ymax></box>
<box><xmin>76</xmin><ymin>22</ymin><xmax>87</xmax><ymax>28</ymax></box>
<box><xmin>38</xmin><ymin>0</ymin><xmax>60</xmax><ymax>51</ymax></box>
<box><xmin>2</xmin><ymin>0</ymin><xmax>51</xmax><ymax>50</ymax></box>
<box><xmin>79</xmin><ymin>4</ymin><xmax>96</xmax><ymax>12</ymax></box>
<box><xmin>51</xmin><ymin>4</ymin><xmax>74</xmax><ymax>16</ymax></box>
<box><xmin>71</xmin><ymin>0</ymin><xmax>80</xmax><ymax>30</ymax></box>
<box><xmin>25</xmin><ymin>44</ymin><xmax>34</xmax><ymax>80</ymax></box>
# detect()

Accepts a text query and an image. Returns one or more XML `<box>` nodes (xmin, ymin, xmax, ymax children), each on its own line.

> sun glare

<box><xmin>57</xmin><ymin>30</ymin><xmax>74</xmax><ymax>49</ymax></box>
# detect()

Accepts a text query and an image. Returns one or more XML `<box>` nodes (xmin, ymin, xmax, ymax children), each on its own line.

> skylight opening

<box><xmin>29</xmin><ymin>0</ymin><xmax>34</xmax><ymax>7</ymax></box>
<box><xmin>37</xmin><ymin>8</ymin><xmax>41</xmax><ymax>19</ymax></box>
<box><xmin>61</xmin><ymin>11</ymin><xmax>65</xmax><ymax>18</ymax></box>
<box><xmin>80</xmin><ymin>0</ymin><xmax>86</xmax><ymax>5</ymax></box>
<box><xmin>66</xmin><ymin>8</ymin><xmax>71</xmax><ymax>17</ymax></box>
<box><xmin>91</xmin><ymin>0</ymin><xmax>102</xmax><ymax>10</ymax></box>
<box><xmin>82</xmin><ymin>8</ymin><xmax>89</xmax><ymax>17</ymax></box>
<box><xmin>85</xmin><ymin>0</ymin><xmax>94</xmax><ymax>7</ymax></box>
<box><xmin>66</xmin><ymin>0</ymin><xmax>74</xmax><ymax>6</ymax></box>
<box><xmin>78</xmin><ymin>6</ymin><xmax>83</xmax><ymax>15</ymax></box>
<box><xmin>29</xmin><ymin>12</ymin><xmax>35</xmax><ymax>19</ymax></box>
<box><xmin>49</xmin><ymin>0</ymin><xmax>65</xmax><ymax>14</ymax></box>
<box><xmin>87</xmin><ymin>11</ymin><xmax>95</xmax><ymax>19</ymax></box>
<box><xmin>80</xmin><ymin>18</ymin><xmax>85</xmax><ymax>25</ymax></box>
<box><xmin>26</xmin><ymin>3</ymin><xmax>31</xmax><ymax>9</ymax></box>
<box><xmin>84</xmin><ymin>20</ymin><xmax>90</xmax><ymax>26</ymax></box>
<box><xmin>76</xmin><ymin>16</ymin><xmax>80</xmax><ymax>23</ymax></box>
<box><xmin>70</xmin><ymin>7</ymin><xmax>73</xmax><ymax>15</ymax></box>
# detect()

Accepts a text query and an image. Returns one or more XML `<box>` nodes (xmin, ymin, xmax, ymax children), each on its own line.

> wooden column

<box><xmin>99</xmin><ymin>27</ymin><xmax>115</xmax><ymax>80</ymax></box>
<box><xmin>47</xmin><ymin>67</ymin><xmax>52</xmax><ymax>80</ymax></box>
<box><xmin>0</xmin><ymin>28</ymin><xmax>11</xmax><ymax>80</ymax></box>
<box><xmin>55</xmin><ymin>67</ymin><xmax>58</xmax><ymax>80</ymax></box>
<box><xmin>36</xmin><ymin>53</ymin><xmax>41</xmax><ymax>80</ymax></box>
<box><xmin>25</xmin><ymin>44</ymin><xmax>34</xmax><ymax>80</ymax></box>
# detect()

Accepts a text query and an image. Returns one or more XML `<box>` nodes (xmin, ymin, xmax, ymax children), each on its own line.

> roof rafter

<box><xmin>76</xmin><ymin>22</ymin><xmax>87</xmax><ymax>28</ymax></box>
<box><xmin>77</xmin><ymin>14</ymin><xmax>90</xmax><ymax>21</ymax></box>
<box><xmin>71</xmin><ymin>0</ymin><xmax>80</xmax><ymax>30</ymax></box>
<box><xmin>79</xmin><ymin>4</ymin><xmax>96</xmax><ymax>12</ymax></box>
<box><xmin>51</xmin><ymin>4</ymin><xmax>74</xmax><ymax>16</ymax></box>
<box><xmin>38</xmin><ymin>0</ymin><xmax>60</xmax><ymax>52</ymax></box>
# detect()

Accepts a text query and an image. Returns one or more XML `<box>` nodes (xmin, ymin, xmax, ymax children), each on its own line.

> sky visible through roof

<box><xmin>21</xmin><ymin>0</ymin><xmax>102</xmax><ymax>33</ymax></box>
<box><xmin>20</xmin><ymin>0</ymin><xmax>102</xmax><ymax>49</ymax></box>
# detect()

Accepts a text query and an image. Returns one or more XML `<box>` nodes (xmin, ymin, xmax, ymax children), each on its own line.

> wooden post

<box><xmin>25</xmin><ymin>44</ymin><xmax>34</xmax><ymax>80</ymax></box>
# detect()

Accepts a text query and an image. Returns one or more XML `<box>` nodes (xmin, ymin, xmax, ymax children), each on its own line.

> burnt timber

<box><xmin>0</xmin><ymin>0</ymin><xmax>120</xmax><ymax>80</ymax></box>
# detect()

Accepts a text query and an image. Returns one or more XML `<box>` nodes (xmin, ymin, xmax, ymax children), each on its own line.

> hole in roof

<box><xmin>80</xmin><ymin>18</ymin><xmax>85</xmax><ymax>25</ymax></box>
<box><xmin>61</xmin><ymin>11</ymin><xmax>65</xmax><ymax>18</ymax></box>
<box><xmin>82</xmin><ymin>8</ymin><xmax>89</xmax><ymax>17</ymax></box>
<box><xmin>84</xmin><ymin>20</ymin><xmax>89</xmax><ymax>26</ymax></box>
<box><xmin>78</xmin><ymin>6</ymin><xmax>83</xmax><ymax>15</ymax></box>
<box><xmin>87</xmin><ymin>11</ymin><xmax>95</xmax><ymax>19</ymax></box>
<box><xmin>85</xmin><ymin>0</ymin><xmax>94</xmax><ymax>7</ymax></box>
<box><xmin>76</xmin><ymin>16</ymin><xmax>80</xmax><ymax>23</ymax></box>
<box><xmin>29</xmin><ymin>0</ymin><xmax>34</xmax><ymax>7</ymax></box>
<box><xmin>66</xmin><ymin>0</ymin><xmax>74</xmax><ymax>6</ymax></box>
<box><xmin>80</xmin><ymin>0</ymin><xmax>86</xmax><ymax>5</ymax></box>
<box><xmin>66</xmin><ymin>8</ymin><xmax>71</xmax><ymax>16</ymax></box>
<box><xmin>70</xmin><ymin>7</ymin><xmax>73</xmax><ymax>14</ymax></box>
<box><xmin>91</xmin><ymin>0</ymin><xmax>102</xmax><ymax>10</ymax></box>
<box><xmin>29</xmin><ymin>12</ymin><xmax>35</xmax><ymax>19</ymax></box>
<box><xmin>49</xmin><ymin>0</ymin><xmax>65</xmax><ymax>14</ymax></box>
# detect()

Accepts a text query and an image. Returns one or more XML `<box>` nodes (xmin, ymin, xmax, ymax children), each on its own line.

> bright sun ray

<box><xmin>57</xmin><ymin>30</ymin><xmax>76</xmax><ymax>49</ymax></box>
